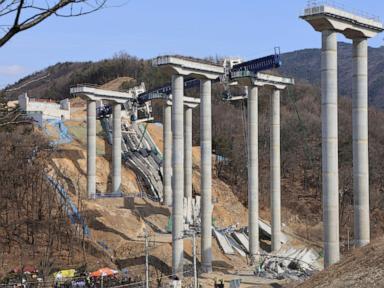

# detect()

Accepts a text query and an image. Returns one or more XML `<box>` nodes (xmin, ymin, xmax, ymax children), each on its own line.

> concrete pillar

<box><xmin>248</xmin><ymin>86</ymin><xmax>259</xmax><ymax>262</ymax></box>
<box><xmin>171</xmin><ymin>75</ymin><xmax>184</xmax><ymax>277</ymax></box>
<box><xmin>352</xmin><ymin>38</ymin><xmax>370</xmax><ymax>247</ymax></box>
<box><xmin>87</xmin><ymin>100</ymin><xmax>97</xmax><ymax>199</ymax></box>
<box><xmin>200</xmin><ymin>79</ymin><xmax>213</xmax><ymax>273</ymax></box>
<box><xmin>163</xmin><ymin>104</ymin><xmax>173</xmax><ymax>206</ymax></box>
<box><xmin>322</xmin><ymin>30</ymin><xmax>340</xmax><ymax>267</ymax></box>
<box><xmin>270</xmin><ymin>89</ymin><xmax>281</xmax><ymax>252</ymax></box>
<box><xmin>112</xmin><ymin>103</ymin><xmax>122</xmax><ymax>195</ymax></box>
<box><xmin>184</xmin><ymin>106</ymin><xmax>193</xmax><ymax>223</ymax></box>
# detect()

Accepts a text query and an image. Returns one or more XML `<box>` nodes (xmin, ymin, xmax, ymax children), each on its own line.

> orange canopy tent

<box><xmin>89</xmin><ymin>268</ymin><xmax>118</xmax><ymax>278</ymax></box>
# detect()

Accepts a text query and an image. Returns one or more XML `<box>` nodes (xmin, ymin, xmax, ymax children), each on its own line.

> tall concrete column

<box><xmin>352</xmin><ymin>38</ymin><xmax>370</xmax><ymax>247</ymax></box>
<box><xmin>322</xmin><ymin>30</ymin><xmax>340</xmax><ymax>267</ymax></box>
<box><xmin>87</xmin><ymin>100</ymin><xmax>97</xmax><ymax>199</ymax></box>
<box><xmin>184</xmin><ymin>107</ymin><xmax>193</xmax><ymax>200</ymax></box>
<box><xmin>163</xmin><ymin>104</ymin><xmax>173</xmax><ymax>206</ymax></box>
<box><xmin>171</xmin><ymin>75</ymin><xmax>184</xmax><ymax>277</ymax></box>
<box><xmin>112</xmin><ymin>103</ymin><xmax>121</xmax><ymax>195</ymax></box>
<box><xmin>248</xmin><ymin>86</ymin><xmax>259</xmax><ymax>262</ymax></box>
<box><xmin>270</xmin><ymin>89</ymin><xmax>281</xmax><ymax>252</ymax></box>
<box><xmin>200</xmin><ymin>79</ymin><xmax>213</xmax><ymax>273</ymax></box>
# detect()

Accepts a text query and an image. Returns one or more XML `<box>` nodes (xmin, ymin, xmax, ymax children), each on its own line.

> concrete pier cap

<box><xmin>70</xmin><ymin>85</ymin><xmax>139</xmax><ymax>103</ymax></box>
<box><xmin>152</xmin><ymin>55</ymin><xmax>224</xmax><ymax>80</ymax></box>
<box><xmin>166</xmin><ymin>95</ymin><xmax>200</xmax><ymax>109</ymax></box>
<box><xmin>232</xmin><ymin>72</ymin><xmax>295</xmax><ymax>90</ymax></box>
<box><xmin>300</xmin><ymin>3</ymin><xmax>384</xmax><ymax>38</ymax></box>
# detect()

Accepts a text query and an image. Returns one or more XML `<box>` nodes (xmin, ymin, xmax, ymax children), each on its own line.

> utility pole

<box><xmin>145</xmin><ymin>229</ymin><xmax>149</xmax><ymax>288</ymax></box>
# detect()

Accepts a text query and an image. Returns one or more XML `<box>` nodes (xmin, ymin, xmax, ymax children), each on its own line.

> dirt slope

<box><xmin>295</xmin><ymin>238</ymin><xmax>384</xmax><ymax>288</ymax></box>
<box><xmin>46</xmin><ymin>97</ymin><xmax>251</xmax><ymax>273</ymax></box>
<box><xmin>51</xmin><ymin>100</ymin><xmax>139</xmax><ymax>197</ymax></box>
<box><xmin>46</xmin><ymin>95</ymin><xmax>309</xmax><ymax>287</ymax></box>
<box><xmin>99</xmin><ymin>77</ymin><xmax>135</xmax><ymax>91</ymax></box>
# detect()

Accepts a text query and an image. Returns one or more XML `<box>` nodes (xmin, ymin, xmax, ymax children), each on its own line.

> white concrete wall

<box><xmin>18</xmin><ymin>93</ymin><xmax>71</xmax><ymax>120</ymax></box>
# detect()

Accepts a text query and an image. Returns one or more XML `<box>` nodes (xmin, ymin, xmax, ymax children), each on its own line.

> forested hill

<box><xmin>3</xmin><ymin>42</ymin><xmax>384</xmax><ymax>108</ymax></box>
<box><xmin>1</xmin><ymin>53</ymin><xmax>169</xmax><ymax>101</ymax></box>
<box><xmin>279</xmin><ymin>42</ymin><xmax>384</xmax><ymax>108</ymax></box>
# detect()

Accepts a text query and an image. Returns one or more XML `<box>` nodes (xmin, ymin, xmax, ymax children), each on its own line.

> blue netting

<box><xmin>45</xmin><ymin>175</ymin><xmax>90</xmax><ymax>236</ymax></box>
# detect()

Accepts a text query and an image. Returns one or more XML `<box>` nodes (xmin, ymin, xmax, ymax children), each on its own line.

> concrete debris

<box><xmin>255</xmin><ymin>248</ymin><xmax>320</xmax><ymax>281</ymax></box>
<box><xmin>100</xmin><ymin>118</ymin><xmax>163</xmax><ymax>200</ymax></box>
<box><xmin>232</xmin><ymin>231</ymin><xmax>249</xmax><ymax>253</ymax></box>
<box><xmin>211</xmin><ymin>223</ymin><xmax>321</xmax><ymax>282</ymax></box>
<box><xmin>213</xmin><ymin>228</ymin><xmax>235</xmax><ymax>255</ymax></box>
<box><xmin>213</xmin><ymin>221</ymin><xmax>289</xmax><ymax>257</ymax></box>
<box><xmin>258</xmin><ymin>219</ymin><xmax>288</xmax><ymax>244</ymax></box>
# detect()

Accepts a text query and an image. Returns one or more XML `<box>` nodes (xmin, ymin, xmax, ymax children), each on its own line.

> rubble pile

<box><xmin>256</xmin><ymin>248</ymin><xmax>321</xmax><ymax>281</ymax></box>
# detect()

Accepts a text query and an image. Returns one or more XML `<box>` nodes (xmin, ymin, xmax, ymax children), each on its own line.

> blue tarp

<box><xmin>44</xmin><ymin>119</ymin><xmax>72</xmax><ymax>145</ymax></box>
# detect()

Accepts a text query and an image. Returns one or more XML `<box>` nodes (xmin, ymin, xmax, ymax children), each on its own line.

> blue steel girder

<box><xmin>230</xmin><ymin>54</ymin><xmax>281</xmax><ymax>76</ymax></box>
<box><xmin>137</xmin><ymin>52</ymin><xmax>282</xmax><ymax>104</ymax></box>
<box><xmin>137</xmin><ymin>77</ymin><xmax>201</xmax><ymax>104</ymax></box>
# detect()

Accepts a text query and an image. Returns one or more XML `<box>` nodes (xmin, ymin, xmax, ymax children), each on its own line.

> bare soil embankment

<box><xmin>295</xmin><ymin>238</ymin><xmax>384</xmax><ymax>288</ymax></box>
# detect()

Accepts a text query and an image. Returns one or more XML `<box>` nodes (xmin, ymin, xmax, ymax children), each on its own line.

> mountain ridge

<box><xmin>3</xmin><ymin>42</ymin><xmax>384</xmax><ymax>108</ymax></box>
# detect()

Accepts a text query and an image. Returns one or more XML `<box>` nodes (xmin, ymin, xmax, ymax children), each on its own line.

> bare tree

<box><xmin>0</xmin><ymin>0</ymin><xmax>108</xmax><ymax>128</ymax></box>
<box><xmin>0</xmin><ymin>0</ymin><xmax>107</xmax><ymax>47</ymax></box>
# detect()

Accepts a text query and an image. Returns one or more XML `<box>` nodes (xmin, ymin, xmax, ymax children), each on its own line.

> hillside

<box><xmin>3</xmin><ymin>47</ymin><xmax>384</xmax><ymax>260</ymax></box>
<box><xmin>295</xmin><ymin>238</ymin><xmax>384</xmax><ymax>287</ymax></box>
<box><xmin>1</xmin><ymin>53</ymin><xmax>168</xmax><ymax>102</ymax></box>
<box><xmin>4</xmin><ymin>49</ymin><xmax>384</xmax><ymax>243</ymax></box>
<box><xmin>39</xmin><ymin>98</ymin><xmax>294</xmax><ymax>287</ymax></box>
<box><xmin>280</xmin><ymin>42</ymin><xmax>384</xmax><ymax>108</ymax></box>
<box><xmin>0</xmin><ymin>97</ymin><xmax>255</xmax><ymax>283</ymax></box>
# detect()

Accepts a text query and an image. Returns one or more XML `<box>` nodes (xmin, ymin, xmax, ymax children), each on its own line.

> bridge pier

<box><xmin>87</xmin><ymin>100</ymin><xmax>97</xmax><ymax>199</ymax></box>
<box><xmin>301</xmin><ymin>3</ymin><xmax>383</xmax><ymax>267</ymax></box>
<box><xmin>353</xmin><ymin>38</ymin><xmax>370</xmax><ymax>247</ymax></box>
<box><xmin>321</xmin><ymin>29</ymin><xmax>340</xmax><ymax>267</ymax></box>
<box><xmin>247</xmin><ymin>85</ymin><xmax>260</xmax><ymax>262</ymax></box>
<box><xmin>152</xmin><ymin>55</ymin><xmax>224</xmax><ymax>277</ymax></box>
<box><xmin>200</xmin><ymin>79</ymin><xmax>213</xmax><ymax>273</ymax></box>
<box><xmin>184</xmin><ymin>106</ymin><xmax>193</xmax><ymax>224</ymax></box>
<box><xmin>171</xmin><ymin>74</ymin><xmax>185</xmax><ymax>278</ymax></box>
<box><xmin>112</xmin><ymin>102</ymin><xmax>122</xmax><ymax>195</ymax></box>
<box><xmin>228</xmin><ymin>74</ymin><xmax>293</xmax><ymax>262</ymax></box>
<box><xmin>270</xmin><ymin>88</ymin><xmax>281</xmax><ymax>252</ymax></box>
<box><xmin>163</xmin><ymin>104</ymin><xmax>173</xmax><ymax>206</ymax></box>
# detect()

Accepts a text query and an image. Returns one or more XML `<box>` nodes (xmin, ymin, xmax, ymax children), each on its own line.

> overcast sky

<box><xmin>0</xmin><ymin>0</ymin><xmax>383</xmax><ymax>87</ymax></box>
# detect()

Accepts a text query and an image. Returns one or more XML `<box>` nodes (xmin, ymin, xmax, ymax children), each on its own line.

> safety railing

<box><xmin>303</xmin><ymin>0</ymin><xmax>381</xmax><ymax>22</ymax></box>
